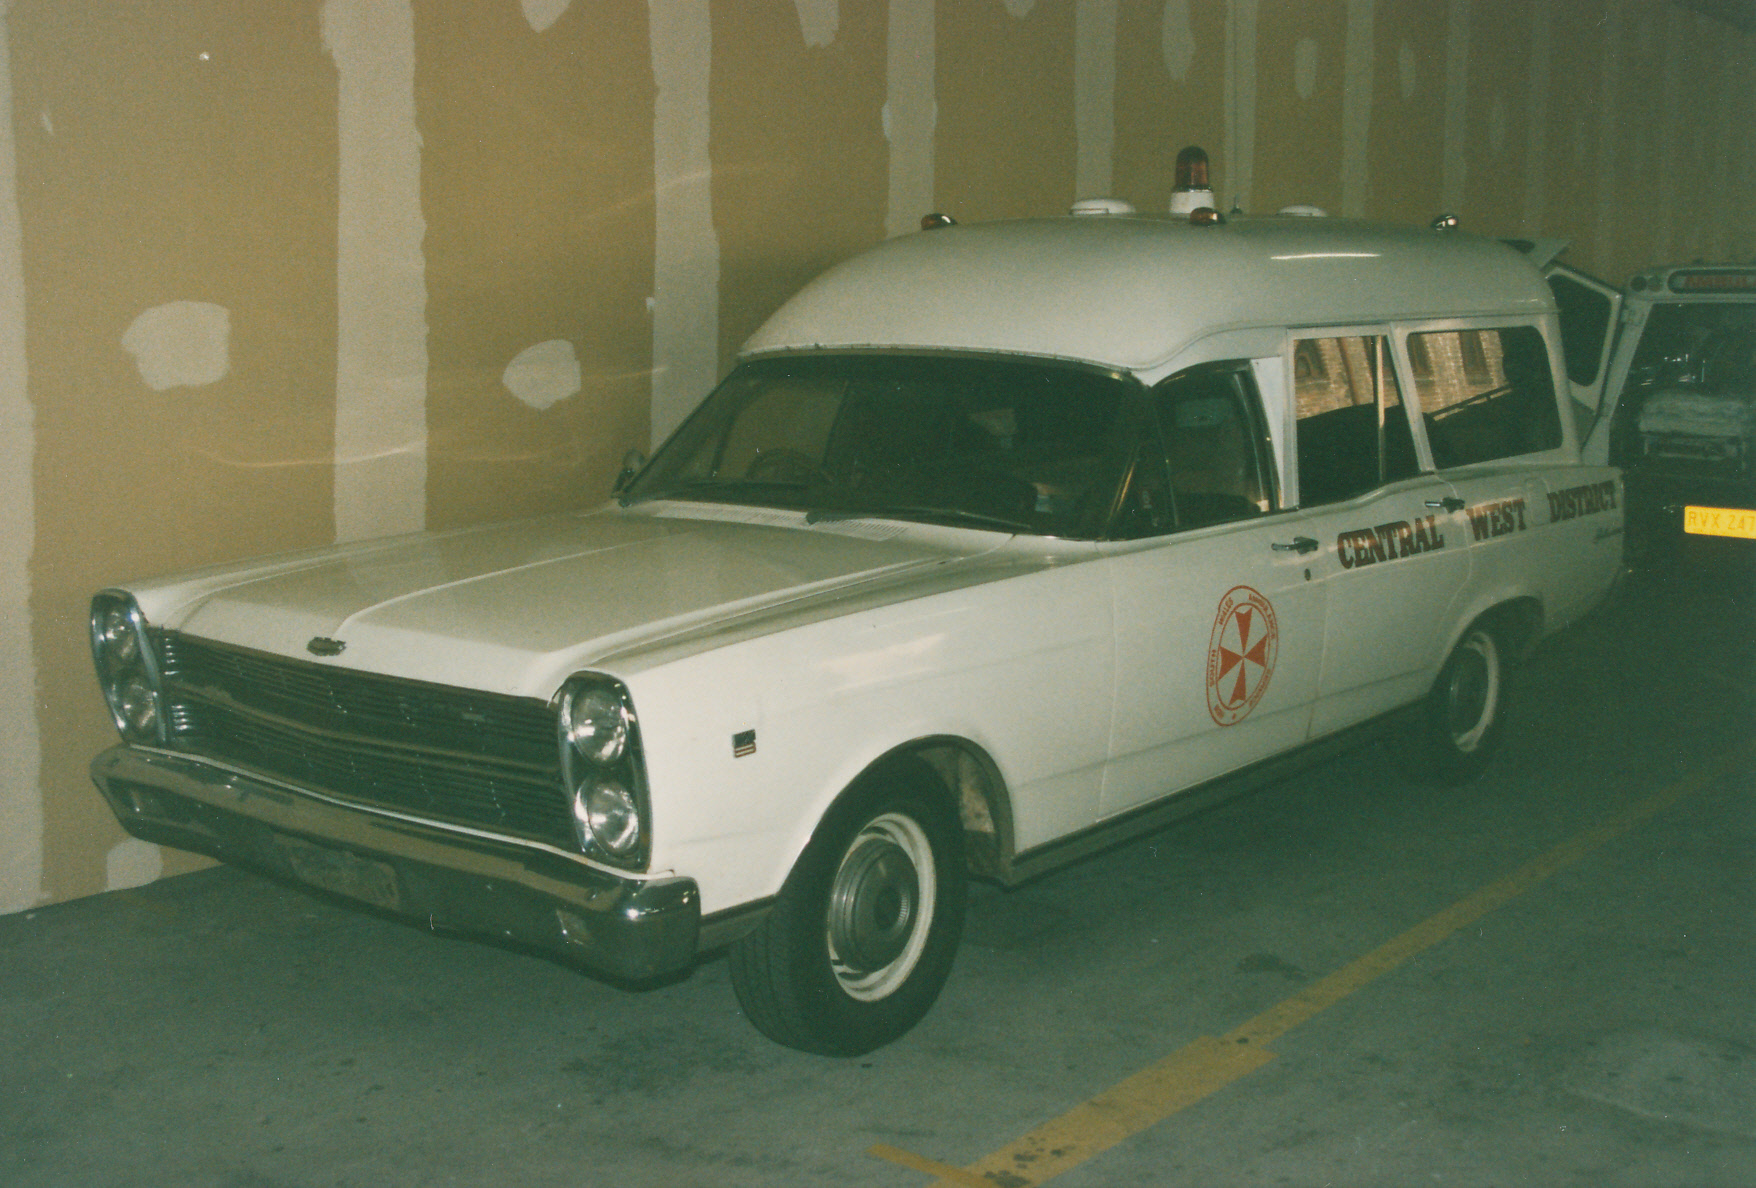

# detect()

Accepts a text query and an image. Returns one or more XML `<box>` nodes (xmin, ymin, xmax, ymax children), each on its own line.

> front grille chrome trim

<box><xmin>150</xmin><ymin>631</ymin><xmax>573</xmax><ymax>849</ymax></box>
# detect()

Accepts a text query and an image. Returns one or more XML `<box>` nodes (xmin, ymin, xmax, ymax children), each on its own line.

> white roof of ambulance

<box><xmin>742</xmin><ymin>213</ymin><xmax>1555</xmax><ymax>373</ymax></box>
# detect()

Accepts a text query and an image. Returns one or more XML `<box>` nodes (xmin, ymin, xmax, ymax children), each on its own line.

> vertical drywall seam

<box><xmin>1223</xmin><ymin>0</ymin><xmax>1257</xmax><ymax>213</ymax></box>
<box><xmin>1520</xmin><ymin>3</ymin><xmax>1551</xmax><ymax>235</ymax></box>
<box><xmin>1340</xmin><ymin>0</ymin><xmax>1373</xmax><ymax>218</ymax></box>
<box><xmin>884</xmin><ymin>0</ymin><xmax>935</xmax><ymax>238</ymax></box>
<box><xmin>649</xmin><ymin>0</ymin><xmax>718</xmax><ymax>446</ymax></box>
<box><xmin>322</xmin><ymin>0</ymin><xmax>428</xmax><ymax>543</ymax></box>
<box><xmin>0</xmin><ymin>0</ymin><xmax>44</xmax><ymax>915</ymax></box>
<box><xmin>1075</xmin><ymin>0</ymin><xmax>1117</xmax><ymax>200</ymax></box>
<box><xmin>1591</xmin><ymin>5</ymin><xmax>1622</xmax><ymax>275</ymax></box>
<box><xmin>1439</xmin><ymin>0</ymin><xmax>1469</xmax><ymax>215</ymax></box>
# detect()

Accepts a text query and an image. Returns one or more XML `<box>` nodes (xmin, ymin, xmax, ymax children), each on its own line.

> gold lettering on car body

<box><xmin>1335</xmin><ymin>514</ymin><xmax>1446</xmax><ymax>569</ymax></box>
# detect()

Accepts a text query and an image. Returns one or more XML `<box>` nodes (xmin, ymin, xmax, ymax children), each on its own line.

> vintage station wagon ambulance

<box><xmin>90</xmin><ymin>200</ymin><xmax>1624</xmax><ymax>1055</ymax></box>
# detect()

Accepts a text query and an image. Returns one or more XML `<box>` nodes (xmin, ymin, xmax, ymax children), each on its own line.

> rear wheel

<box><xmin>1408</xmin><ymin>623</ymin><xmax>1507</xmax><ymax>784</ymax></box>
<box><xmin>730</xmin><ymin>767</ymin><xmax>965</xmax><ymax>1056</ymax></box>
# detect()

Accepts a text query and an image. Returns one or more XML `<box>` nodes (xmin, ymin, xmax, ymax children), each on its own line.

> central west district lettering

<box><xmin>1465</xmin><ymin>496</ymin><xmax>1528</xmax><ymax>541</ymax></box>
<box><xmin>1548</xmin><ymin>479</ymin><xmax>1618</xmax><ymax>522</ymax></box>
<box><xmin>1337</xmin><ymin>514</ymin><xmax>1445</xmax><ymax>569</ymax></box>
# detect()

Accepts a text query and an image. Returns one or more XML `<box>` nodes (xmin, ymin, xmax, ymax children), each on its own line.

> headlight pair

<box><xmin>90</xmin><ymin>591</ymin><xmax>166</xmax><ymax>744</ymax></box>
<box><xmin>555</xmin><ymin>676</ymin><xmax>649</xmax><ymax>869</ymax></box>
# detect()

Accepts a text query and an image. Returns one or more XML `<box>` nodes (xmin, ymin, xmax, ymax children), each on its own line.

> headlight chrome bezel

<box><xmin>89</xmin><ymin>590</ymin><xmax>167</xmax><ymax>745</ymax></box>
<box><xmin>554</xmin><ymin>675</ymin><xmax>650</xmax><ymax>871</ymax></box>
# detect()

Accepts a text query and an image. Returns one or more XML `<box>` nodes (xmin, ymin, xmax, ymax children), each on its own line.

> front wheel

<box><xmin>1405</xmin><ymin>623</ymin><xmax>1508</xmax><ymax>784</ymax></box>
<box><xmin>730</xmin><ymin>769</ymin><xmax>966</xmax><ymax>1056</ymax></box>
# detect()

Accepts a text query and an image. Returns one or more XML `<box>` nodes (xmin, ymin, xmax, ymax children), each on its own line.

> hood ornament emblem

<box><xmin>307</xmin><ymin>637</ymin><xmax>346</xmax><ymax>657</ymax></box>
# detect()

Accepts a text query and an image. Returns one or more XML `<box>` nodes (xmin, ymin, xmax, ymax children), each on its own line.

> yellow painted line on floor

<box><xmin>872</xmin><ymin>743</ymin><xmax>1752</xmax><ymax>1188</ymax></box>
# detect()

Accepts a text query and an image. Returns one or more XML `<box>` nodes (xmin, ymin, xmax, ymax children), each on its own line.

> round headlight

<box><xmin>563</xmin><ymin>685</ymin><xmax>629</xmax><ymax>765</ymax></box>
<box><xmin>96</xmin><ymin>606</ymin><xmax>140</xmax><ymax>675</ymax></box>
<box><xmin>572</xmin><ymin>777</ymin><xmax>641</xmax><ymax>857</ymax></box>
<box><xmin>117</xmin><ymin>674</ymin><xmax>160</xmax><ymax>738</ymax></box>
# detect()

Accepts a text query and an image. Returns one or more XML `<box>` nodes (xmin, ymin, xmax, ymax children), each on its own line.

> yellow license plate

<box><xmin>1683</xmin><ymin>505</ymin><xmax>1756</xmax><ymax>539</ymax></box>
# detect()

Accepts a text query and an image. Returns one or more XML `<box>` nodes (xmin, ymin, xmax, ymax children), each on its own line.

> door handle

<box><xmin>1272</xmin><ymin>536</ymin><xmax>1319</xmax><ymax>554</ymax></box>
<box><xmin>1425</xmin><ymin>497</ymin><xmax>1465</xmax><ymax>512</ymax></box>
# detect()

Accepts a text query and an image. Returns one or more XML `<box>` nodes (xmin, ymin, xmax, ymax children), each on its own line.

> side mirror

<box><xmin>612</xmin><ymin>448</ymin><xmax>646</xmax><ymax>495</ymax></box>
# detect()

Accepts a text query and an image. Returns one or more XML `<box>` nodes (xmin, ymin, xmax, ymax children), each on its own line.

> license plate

<box><xmin>278</xmin><ymin>835</ymin><xmax>401</xmax><ymax>911</ymax></box>
<box><xmin>1682</xmin><ymin>505</ymin><xmax>1756</xmax><ymax>539</ymax></box>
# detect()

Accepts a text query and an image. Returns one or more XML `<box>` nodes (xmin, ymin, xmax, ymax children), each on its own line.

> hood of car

<box><xmin>133</xmin><ymin>502</ymin><xmax>1009</xmax><ymax>698</ymax></box>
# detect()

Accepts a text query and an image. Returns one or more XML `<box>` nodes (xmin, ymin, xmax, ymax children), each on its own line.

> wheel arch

<box><xmin>825</xmin><ymin>736</ymin><xmax>1017</xmax><ymax>884</ymax></box>
<box><xmin>1447</xmin><ymin>592</ymin><xmax>1544</xmax><ymax>665</ymax></box>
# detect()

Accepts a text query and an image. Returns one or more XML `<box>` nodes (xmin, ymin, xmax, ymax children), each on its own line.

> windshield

<box><xmin>1627</xmin><ymin>302</ymin><xmax>1756</xmax><ymax>396</ymax></box>
<box><xmin>625</xmin><ymin>354</ymin><xmax>1135</xmax><ymax>538</ymax></box>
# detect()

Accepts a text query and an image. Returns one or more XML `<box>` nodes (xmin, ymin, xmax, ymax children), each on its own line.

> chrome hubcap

<box><xmin>826</xmin><ymin>812</ymin><xmax>936</xmax><ymax>1001</ymax></box>
<box><xmin>1445</xmin><ymin>632</ymin><xmax>1499</xmax><ymax>753</ymax></box>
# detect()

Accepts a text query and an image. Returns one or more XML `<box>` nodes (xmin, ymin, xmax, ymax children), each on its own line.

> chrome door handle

<box><xmin>1425</xmin><ymin>497</ymin><xmax>1465</xmax><ymax>512</ymax></box>
<box><xmin>1272</xmin><ymin>536</ymin><xmax>1319</xmax><ymax>554</ymax></box>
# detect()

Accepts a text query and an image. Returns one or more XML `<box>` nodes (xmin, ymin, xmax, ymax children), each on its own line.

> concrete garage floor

<box><xmin>3</xmin><ymin>544</ymin><xmax>1752</xmax><ymax>1188</ymax></box>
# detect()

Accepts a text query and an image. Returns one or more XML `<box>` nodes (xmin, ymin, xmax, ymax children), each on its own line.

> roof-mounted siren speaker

<box><xmin>1169</xmin><ymin>146</ymin><xmax>1216</xmax><ymax>216</ymax></box>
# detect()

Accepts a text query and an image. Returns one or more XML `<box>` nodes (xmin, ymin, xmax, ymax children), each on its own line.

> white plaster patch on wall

<box><xmin>884</xmin><ymin>0</ymin><xmax>936</xmax><ymax>238</ymax></box>
<box><xmin>323</xmin><ymin>0</ymin><xmax>428</xmax><ymax>544</ymax></box>
<box><xmin>1002</xmin><ymin>0</ymin><xmax>1037</xmax><ymax>17</ymax></box>
<box><xmin>649</xmin><ymin>0</ymin><xmax>720</xmax><ymax>446</ymax></box>
<box><xmin>1075</xmin><ymin>0</ymin><xmax>1118</xmax><ymax>199</ymax></box>
<box><xmin>0</xmin><ymin>3</ymin><xmax>45</xmax><ymax>916</ymax></box>
<box><xmin>1293</xmin><ymin>38</ymin><xmax>1318</xmax><ymax>101</ymax></box>
<box><xmin>793</xmin><ymin>0</ymin><xmax>838</xmax><ymax>48</ymax></box>
<box><xmin>521</xmin><ymin>0</ymin><xmax>571</xmax><ymax>34</ymax></box>
<box><xmin>1161</xmin><ymin>0</ymin><xmax>1194</xmax><ymax>82</ymax></box>
<box><xmin>503</xmin><ymin>339</ymin><xmax>581</xmax><ymax>410</ymax></box>
<box><xmin>104</xmin><ymin>839</ymin><xmax>163</xmax><ymax>892</ymax></box>
<box><xmin>1398</xmin><ymin>39</ymin><xmax>1416</xmax><ymax>99</ymax></box>
<box><xmin>121</xmin><ymin>301</ymin><xmax>230</xmax><ymax>391</ymax></box>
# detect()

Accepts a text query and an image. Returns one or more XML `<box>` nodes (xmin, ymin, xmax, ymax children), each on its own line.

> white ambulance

<box><xmin>90</xmin><ymin>187</ymin><xmax>1624</xmax><ymax>1055</ymax></box>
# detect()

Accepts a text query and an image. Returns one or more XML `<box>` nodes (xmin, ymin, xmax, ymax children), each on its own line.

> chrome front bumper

<box><xmin>91</xmin><ymin>745</ymin><xmax>703</xmax><ymax>983</ymax></box>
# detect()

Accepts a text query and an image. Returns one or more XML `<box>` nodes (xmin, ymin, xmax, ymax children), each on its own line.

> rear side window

<box><xmin>1408</xmin><ymin>326</ymin><xmax>1561</xmax><ymax>467</ymax></box>
<box><xmin>1293</xmin><ymin>335</ymin><xmax>1418</xmax><ymax>506</ymax></box>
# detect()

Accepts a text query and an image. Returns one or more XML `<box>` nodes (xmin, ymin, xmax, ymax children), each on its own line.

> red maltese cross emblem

<box><xmin>1206</xmin><ymin>585</ymin><xmax>1278</xmax><ymax>726</ymax></box>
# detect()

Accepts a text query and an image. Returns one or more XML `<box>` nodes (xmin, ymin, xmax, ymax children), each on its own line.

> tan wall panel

<box><xmin>418</xmin><ymin>1</ymin><xmax>655</xmax><ymax>528</ymax></box>
<box><xmin>1541</xmin><ymin>0</ymin><xmax>1612</xmax><ymax>269</ymax></box>
<box><xmin>1367</xmin><ymin>0</ymin><xmax>1449</xmax><ymax>227</ymax></box>
<box><xmin>1602</xmin><ymin>7</ymin><xmax>1670</xmax><ymax>278</ymax></box>
<box><xmin>1114</xmin><ymin>0</ymin><xmax>1227</xmax><ymax>212</ymax></box>
<box><xmin>1252</xmin><ymin>2</ymin><xmax>1348</xmax><ymax>216</ymax></box>
<box><xmin>1457</xmin><ymin>0</ymin><xmax>1533</xmax><ymax>237</ymax></box>
<box><xmin>711</xmin><ymin>0</ymin><xmax>888</xmax><ymax>372</ymax></box>
<box><xmin>937</xmin><ymin>1</ymin><xmax>1077</xmax><ymax>222</ymax></box>
<box><xmin>13</xmin><ymin>0</ymin><xmax>338</xmax><ymax>900</ymax></box>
